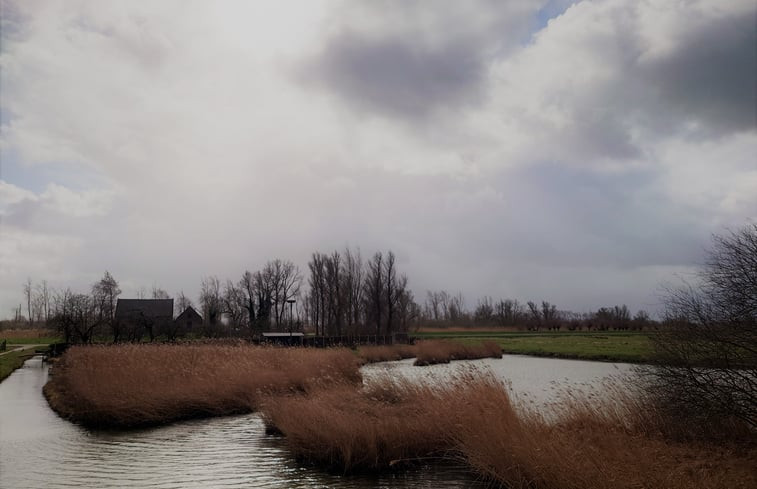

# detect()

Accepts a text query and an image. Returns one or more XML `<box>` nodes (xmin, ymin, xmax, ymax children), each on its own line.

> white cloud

<box><xmin>0</xmin><ymin>0</ymin><xmax>754</xmax><ymax>317</ymax></box>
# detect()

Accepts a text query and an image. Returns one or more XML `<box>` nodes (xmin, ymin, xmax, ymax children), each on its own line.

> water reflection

<box><xmin>363</xmin><ymin>355</ymin><xmax>635</xmax><ymax>412</ymax></box>
<box><xmin>1</xmin><ymin>357</ymin><xmax>483</xmax><ymax>489</ymax></box>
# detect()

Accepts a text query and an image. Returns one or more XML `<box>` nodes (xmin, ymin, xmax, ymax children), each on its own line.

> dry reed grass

<box><xmin>1</xmin><ymin>328</ymin><xmax>57</xmax><ymax>339</ymax></box>
<box><xmin>261</xmin><ymin>370</ymin><xmax>757</xmax><ymax>487</ymax></box>
<box><xmin>413</xmin><ymin>339</ymin><xmax>502</xmax><ymax>366</ymax></box>
<box><xmin>44</xmin><ymin>343</ymin><xmax>361</xmax><ymax>428</ymax></box>
<box><xmin>356</xmin><ymin>344</ymin><xmax>417</xmax><ymax>363</ymax></box>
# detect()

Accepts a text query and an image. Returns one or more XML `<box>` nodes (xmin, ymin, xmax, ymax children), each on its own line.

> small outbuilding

<box><xmin>175</xmin><ymin>306</ymin><xmax>203</xmax><ymax>331</ymax></box>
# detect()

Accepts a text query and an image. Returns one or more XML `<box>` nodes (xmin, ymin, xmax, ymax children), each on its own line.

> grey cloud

<box><xmin>300</xmin><ymin>1</ymin><xmax>538</xmax><ymax>120</ymax></box>
<box><xmin>642</xmin><ymin>11</ymin><xmax>756</xmax><ymax>134</ymax></box>
<box><xmin>305</xmin><ymin>33</ymin><xmax>485</xmax><ymax>119</ymax></box>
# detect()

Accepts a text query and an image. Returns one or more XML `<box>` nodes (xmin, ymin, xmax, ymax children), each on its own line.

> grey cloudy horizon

<box><xmin>1</xmin><ymin>0</ymin><xmax>755</xmax><ymax>318</ymax></box>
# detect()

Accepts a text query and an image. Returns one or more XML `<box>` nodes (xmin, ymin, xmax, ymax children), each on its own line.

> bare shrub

<box><xmin>648</xmin><ymin>223</ymin><xmax>757</xmax><ymax>430</ymax></box>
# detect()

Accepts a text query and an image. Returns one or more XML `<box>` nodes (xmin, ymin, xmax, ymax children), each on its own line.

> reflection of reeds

<box><xmin>262</xmin><ymin>371</ymin><xmax>757</xmax><ymax>487</ymax></box>
<box><xmin>43</xmin><ymin>343</ymin><xmax>361</xmax><ymax>428</ymax></box>
<box><xmin>413</xmin><ymin>339</ymin><xmax>502</xmax><ymax>366</ymax></box>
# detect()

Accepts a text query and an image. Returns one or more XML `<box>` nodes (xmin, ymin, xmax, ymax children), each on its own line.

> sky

<box><xmin>1</xmin><ymin>0</ymin><xmax>755</xmax><ymax>318</ymax></box>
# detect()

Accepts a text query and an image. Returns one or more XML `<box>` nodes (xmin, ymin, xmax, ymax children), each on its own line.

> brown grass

<box><xmin>356</xmin><ymin>344</ymin><xmax>417</xmax><ymax>363</ymax></box>
<box><xmin>261</xmin><ymin>371</ymin><xmax>757</xmax><ymax>487</ymax></box>
<box><xmin>1</xmin><ymin>328</ymin><xmax>57</xmax><ymax>339</ymax></box>
<box><xmin>413</xmin><ymin>339</ymin><xmax>502</xmax><ymax>366</ymax></box>
<box><xmin>43</xmin><ymin>343</ymin><xmax>361</xmax><ymax>428</ymax></box>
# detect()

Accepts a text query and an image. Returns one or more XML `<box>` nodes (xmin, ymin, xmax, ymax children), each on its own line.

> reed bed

<box><xmin>356</xmin><ymin>344</ymin><xmax>417</xmax><ymax>363</ymax></box>
<box><xmin>43</xmin><ymin>343</ymin><xmax>361</xmax><ymax>428</ymax></box>
<box><xmin>261</xmin><ymin>371</ymin><xmax>756</xmax><ymax>488</ymax></box>
<box><xmin>413</xmin><ymin>339</ymin><xmax>502</xmax><ymax>366</ymax></box>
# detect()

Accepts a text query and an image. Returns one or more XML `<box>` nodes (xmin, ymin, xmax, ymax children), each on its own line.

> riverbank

<box><xmin>0</xmin><ymin>345</ymin><xmax>51</xmax><ymax>382</ymax></box>
<box><xmin>413</xmin><ymin>330</ymin><xmax>654</xmax><ymax>363</ymax></box>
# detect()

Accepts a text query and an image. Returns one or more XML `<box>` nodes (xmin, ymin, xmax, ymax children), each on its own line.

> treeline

<box><xmin>8</xmin><ymin>249</ymin><xmax>655</xmax><ymax>343</ymax></box>
<box><xmin>424</xmin><ymin>293</ymin><xmax>654</xmax><ymax>331</ymax></box>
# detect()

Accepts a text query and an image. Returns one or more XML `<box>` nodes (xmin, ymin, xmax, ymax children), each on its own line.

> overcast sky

<box><xmin>1</xmin><ymin>0</ymin><xmax>755</xmax><ymax>318</ymax></box>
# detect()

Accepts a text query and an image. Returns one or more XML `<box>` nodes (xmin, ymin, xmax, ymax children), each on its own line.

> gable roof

<box><xmin>176</xmin><ymin>306</ymin><xmax>202</xmax><ymax>322</ymax></box>
<box><xmin>115</xmin><ymin>299</ymin><xmax>174</xmax><ymax>320</ymax></box>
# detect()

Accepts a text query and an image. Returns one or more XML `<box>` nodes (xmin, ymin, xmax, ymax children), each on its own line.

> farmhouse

<box><xmin>175</xmin><ymin>306</ymin><xmax>203</xmax><ymax>331</ymax></box>
<box><xmin>114</xmin><ymin>299</ymin><xmax>174</xmax><ymax>341</ymax></box>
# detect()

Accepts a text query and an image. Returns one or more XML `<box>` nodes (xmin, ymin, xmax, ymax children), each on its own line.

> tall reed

<box><xmin>413</xmin><ymin>339</ymin><xmax>502</xmax><ymax>365</ymax></box>
<box><xmin>261</xmin><ymin>370</ymin><xmax>757</xmax><ymax>487</ymax></box>
<box><xmin>44</xmin><ymin>343</ymin><xmax>361</xmax><ymax>428</ymax></box>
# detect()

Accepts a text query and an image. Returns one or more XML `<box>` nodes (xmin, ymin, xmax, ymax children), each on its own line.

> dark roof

<box><xmin>115</xmin><ymin>299</ymin><xmax>174</xmax><ymax>320</ymax></box>
<box><xmin>176</xmin><ymin>306</ymin><xmax>202</xmax><ymax>322</ymax></box>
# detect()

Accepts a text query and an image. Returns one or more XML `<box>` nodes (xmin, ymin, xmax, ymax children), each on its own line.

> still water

<box><xmin>0</xmin><ymin>355</ymin><xmax>633</xmax><ymax>488</ymax></box>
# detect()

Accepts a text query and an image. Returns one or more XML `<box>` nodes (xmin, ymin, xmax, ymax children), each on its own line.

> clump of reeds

<box><xmin>43</xmin><ymin>344</ymin><xmax>361</xmax><ymax>428</ymax></box>
<box><xmin>356</xmin><ymin>344</ymin><xmax>417</xmax><ymax>363</ymax></box>
<box><xmin>259</xmin><ymin>374</ymin><xmax>473</xmax><ymax>471</ymax></box>
<box><xmin>413</xmin><ymin>339</ymin><xmax>502</xmax><ymax>366</ymax></box>
<box><xmin>261</xmin><ymin>370</ymin><xmax>757</xmax><ymax>488</ymax></box>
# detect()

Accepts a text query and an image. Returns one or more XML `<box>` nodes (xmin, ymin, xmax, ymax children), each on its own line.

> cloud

<box><xmin>300</xmin><ymin>0</ymin><xmax>540</xmax><ymax>120</ymax></box>
<box><xmin>0</xmin><ymin>0</ymin><xmax>754</xmax><ymax>318</ymax></box>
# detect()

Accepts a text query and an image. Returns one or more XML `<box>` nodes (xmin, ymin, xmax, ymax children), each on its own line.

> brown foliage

<box><xmin>261</xmin><ymin>371</ymin><xmax>757</xmax><ymax>487</ymax></box>
<box><xmin>356</xmin><ymin>344</ymin><xmax>417</xmax><ymax>363</ymax></box>
<box><xmin>0</xmin><ymin>328</ymin><xmax>57</xmax><ymax>339</ymax></box>
<box><xmin>43</xmin><ymin>344</ymin><xmax>361</xmax><ymax>428</ymax></box>
<box><xmin>413</xmin><ymin>339</ymin><xmax>502</xmax><ymax>366</ymax></box>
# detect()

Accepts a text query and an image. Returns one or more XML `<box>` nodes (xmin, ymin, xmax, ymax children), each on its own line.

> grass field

<box><xmin>412</xmin><ymin>330</ymin><xmax>654</xmax><ymax>363</ymax></box>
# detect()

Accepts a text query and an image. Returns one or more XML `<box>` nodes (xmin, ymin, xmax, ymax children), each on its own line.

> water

<box><xmin>0</xmin><ymin>355</ymin><xmax>633</xmax><ymax>488</ymax></box>
<box><xmin>363</xmin><ymin>355</ymin><xmax>635</xmax><ymax>408</ymax></box>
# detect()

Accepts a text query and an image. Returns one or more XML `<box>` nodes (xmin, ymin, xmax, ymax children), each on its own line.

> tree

<box><xmin>175</xmin><ymin>291</ymin><xmax>194</xmax><ymax>315</ymax></box>
<box><xmin>647</xmin><ymin>224</ymin><xmax>757</xmax><ymax>429</ymax></box>
<box><xmin>364</xmin><ymin>252</ymin><xmax>384</xmax><ymax>336</ymax></box>
<box><xmin>199</xmin><ymin>276</ymin><xmax>222</xmax><ymax>334</ymax></box>
<box><xmin>92</xmin><ymin>271</ymin><xmax>121</xmax><ymax>342</ymax></box>
<box><xmin>151</xmin><ymin>286</ymin><xmax>170</xmax><ymax>300</ymax></box>
<box><xmin>23</xmin><ymin>278</ymin><xmax>33</xmax><ymax>326</ymax></box>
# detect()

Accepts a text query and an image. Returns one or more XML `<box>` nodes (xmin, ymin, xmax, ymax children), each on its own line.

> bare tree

<box><xmin>151</xmin><ymin>286</ymin><xmax>170</xmax><ymax>300</ymax></box>
<box><xmin>92</xmin><ymin>271</ymin><xmax>121</xmax><ymax>342</ymax></box>
<box><xmin>175</xmin><ymin>291</ymin><xmax>194</xmax><ymax>316</ymax></box>
<box><xmin>23</xmin><ymin>278</ymin><xmax>33</xmax><ymax>326</ymax></box>
<box><xmin>222</xmin><ymin>279</ymin><xmax>246</xmax><ymax>332</ymax></box>
<box><xmin>384</xmin><ymin>251</ymin><xmax>398</xmax><ymax>335</ymax></box>
<box><xmin>238</xmin><ymin>271</ymin><xmax>258</xmax><ymax>336</ymax></box>
<box><xmin>364</xmin><ymin>252</ymin><xmax>384</xmax><ymax>336</ymax></box>
<box><xmin>475</xmin><ymin>296</ymin><xmax>495</xmax><ymax>324</ymax></box>
<box><xmin>342</xmin><ymin>247</ymin><xmax>365</xmax><ymax>334</ymax></box>
<box><xmin>199</xmin><ymin>276</ymin><xmax>222</xmax><ymax>334</ymax></box>
<box><xmin>645</xmin><ymin>224</ymin><xmax>757</xmax><ymax>430</ymax></box>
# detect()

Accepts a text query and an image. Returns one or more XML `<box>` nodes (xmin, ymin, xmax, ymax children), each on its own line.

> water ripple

<box><xmin>1</xmin><ymin>359</ymin><xmax>482</xmax><ymax>489</ymax></box>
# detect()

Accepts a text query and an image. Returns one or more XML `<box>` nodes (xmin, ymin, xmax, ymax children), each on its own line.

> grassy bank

<box><xmin>261</xmin><ymin>372</ymin><xmax>756</xmax><ymax>488</ymax></box>
<box><xmin>44</xmin><ymin>343</ymin><xmax>361</xmax><ymax>428</ymax></box>
<box><xmin>413</xmin><ymin>330</ymin><xmax>654</xmax><ymax>363</ymax></box>
<box><xmin>0</xmin><ymin>347</ymin><xmax>39</xmax><ymax>382</ymax></box>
